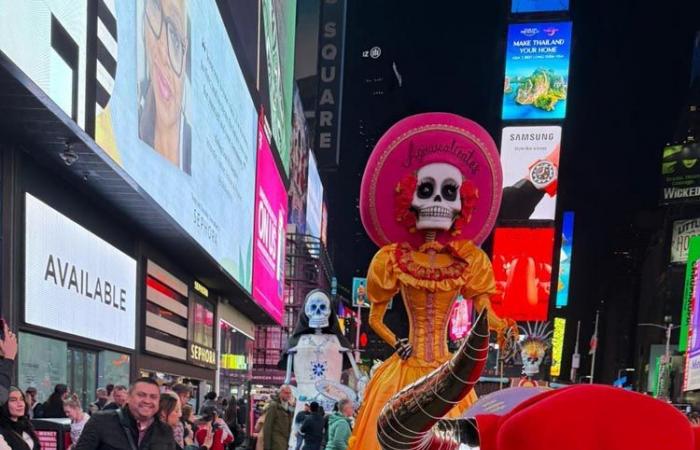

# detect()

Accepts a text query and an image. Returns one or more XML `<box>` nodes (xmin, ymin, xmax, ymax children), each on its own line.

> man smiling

<box><xmin>75</xmin><ymin>377</ymin><xmax>176</xmax><ymax>450</ymax></box>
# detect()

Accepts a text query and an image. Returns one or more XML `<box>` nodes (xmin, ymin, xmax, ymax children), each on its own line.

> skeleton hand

<box><xmin>394</xmin><ymin>338</ymin><xmax>413</xmax><ymax>360</ymax></box>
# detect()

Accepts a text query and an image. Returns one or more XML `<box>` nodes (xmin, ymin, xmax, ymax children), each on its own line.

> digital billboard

<box><xmin>500</xmin><ymin>126</ymin><xmax>561</xmax><ymax>221</ymax></box>
<box><xmin>252</xmin><ymin>120</ymin><xmax>288</xmax><ymax>324</ymax></box>
<box><xmin>661</xmin><ymin>143</ymin><xmax>700</xmax><ymax>204</ymax></box>
<box><xmin>511</xmin><ymin>0</ymin><xmax>569</xmax><ymax>13</ymax></box>
<box><xmin>352</xmin><ymin>277</ymin><xmax>393</xmax><ymax>309</ymax></box>
<box><xmin>260</xmin><ymin>0</ymin><xmax>297</xmax><ymax>174</ymax></box>
<box><xmin>491</xmin><ymin>227</ymin><xmax>555</xmax><ymax>322</ymax></box>
<box><xmin>684</xmin><ymin>236</ymin><xmax>700</xmax><ymax>390</ymax></box>
<box><xmin>288</xmin><ymin>87</ymin><xmax>309</xmax><ymax>233</ymax></box>
<box><xmin>306</xmin><ymin>152</ymin><xmax>324</xmax><ymax>239</ymax></box>
<box><xmin>556</xmin><ymin>212</ymin><xmax>574</xmax><ymax>307</ymax></box>
<box><xmin>93</xmin><ymin>0</ymin><xmax>258</xmax><ymax>292</ymax></box>
<box><xmin>550</xmin><ymin>317</ymin><xmax>566</xmax><ymax>377</ymax></box>
<box><xmin>671</xmin><ymin>219</ymin><xmax>700</xmax><ymax>264</ymax></box>
<box><xmin>503</xmin><ymin>22</ymin><xmax>572</xmax><ymax>121</ymax></box>
<box><xmin>681</xmin><ymin>236</ymin><xmax>700</xmax><ymax>354</ymax></box>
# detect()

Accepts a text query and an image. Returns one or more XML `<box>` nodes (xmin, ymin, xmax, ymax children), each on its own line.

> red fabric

<box><xmin>475</xmin><ymin>385</ymin><xmax>695</xmax><ymax>450</ymax></box>
<box><xmin>195</xmin><ymin>427</ymin><xmax>233</xmax><ymax>450</ymax></box>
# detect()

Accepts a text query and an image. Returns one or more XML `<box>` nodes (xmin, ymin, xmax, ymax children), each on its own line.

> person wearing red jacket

<box><xmin>196</xmin><ymin>412</ymin><xmax>233</xmax><ymax>450</ymax></box>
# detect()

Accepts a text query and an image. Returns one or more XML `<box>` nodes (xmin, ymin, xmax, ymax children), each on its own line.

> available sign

<box><xmin>661</xmin><ymin>143</ymin><xmax>700</xmax><ymax>204</ymax></box>
<box><xmin>24</xmin><ymin>194</ymin><xmax>136</xmax><ymax>349</ymax></box>
<box><xmin>672</xmin><ymin>219</ymin><xmax>700</xmax><ymax>264</ymax></box>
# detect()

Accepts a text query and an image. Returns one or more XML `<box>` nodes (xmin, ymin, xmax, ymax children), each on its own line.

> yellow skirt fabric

<box><xmin>348</xmin><ymin>353</ymin><xmax>477</xmax><ymax>450</ymax></box>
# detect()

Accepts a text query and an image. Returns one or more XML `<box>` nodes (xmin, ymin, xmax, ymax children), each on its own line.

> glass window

<box><xmin>18</xmin><ymin>333</ymin><xmax>68</xmax><ymax>403</ymax></box>
<box><xmin>192</xmin><ymin>296</ymin><xmax>215</xmax><ymax>348</ymax></box>
<box><xmin>98</xmin><ymin>350</ymin><xmax>130</xmax><ymax>389</ymax></box>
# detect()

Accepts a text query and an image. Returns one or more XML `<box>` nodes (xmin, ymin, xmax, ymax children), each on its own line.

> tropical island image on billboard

<box><xmin>504</xmin><ymin>68</ymin><xmax>567</xmax><ymax>113</ymax></box>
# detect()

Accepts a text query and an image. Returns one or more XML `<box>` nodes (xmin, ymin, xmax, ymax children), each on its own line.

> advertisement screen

<box><xmin>684</xmin><ymin>236</ymin><xmax>700</xmax><ymax>390</ymax></box>
<box><xmin>0</xmin><ymin>1</ymin><xmax>88</xmax><ymax>127</ymax></box>
<box><xmin>449</xmin><ymin>297</ymin><xmax>473</xmax><ymax>341</ymax></box>
<box><xmin>549</xmin><ymin>317</ymin><xmax>566</xmax><ymax>377</ymax></box>
<box><xmin>512</xmin><ymin>0</ymin><xmax>569</xmax><ymax>13</ymax></box>
<box><xmin>672</xmin><ymin>219</ymin><xmax>700</xmax><ymax>264</ymax></box>
<box><xmin>681</xmin><ymin>236</ymin><xmax>700</xmax><ymax>354</ymax></box>
<box><xmin>556</xmin><ymin>211</ymin><xmax>574</xmax><ymax>307</ymax></box>
<box><xmin>661</xmin><ymin>143</ymin><xmax>700</xmax><ymax>204</ymax></box>
<box><xmin>503</xmin><ymin>22</ymin><xmax>572</xmax><ymax>121</ymax></box>
<box><xmin>352</xmin><ymin>277</ymin><xmax>393</xmax><ymax>309</ymax></box>
<box><xmin>306</xmin><ymin>152</ymin><xmax>324</xmax><ymax>239</ymax></box>
<box><xmin>24</xmin><ymin>194</ymin><xmax>137</xmax><ymax>349</ymax></box>
<box><xmin>260</xmin><ymin>0</ymin><xmax>297</xmax><ymax>174</ymax></box>
<box><xmin>252</xmin><ymin>121</ymin><xmax>288</xmax><ymax>324</ymax></box>
<box><xmin>491</xmin><ymin>227</ymin><xmax>555</xmax><ymax>321</ymax></box>
<box><xmin>94</xmin><ymin>0</ymin><xmax>257</xmax><ymax>292</ymax></box>
<box><xmin>288</xmin><ymin>88</ymin><xmax>309</xmax><ymax>233</ymax></box>
<box><xmin>500</xmin><ymin>126</ymin><xmax>561</xmax><ymax>221</ymax></box>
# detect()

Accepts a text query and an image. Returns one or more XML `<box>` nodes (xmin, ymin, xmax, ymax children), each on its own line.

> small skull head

<box><xmin>520</xmin><ymin>339</ymin><xmax>547</xmax><ymax>377</ymax></box>
<box><xmin>305</xmin><ymin>291</ymin><xmax>331</xmax><ymax>329</ymax></box>
<box><xmin>411</xmin><ymin>163</ymin><xmax>463</xmax><ymax>231</ymax></box>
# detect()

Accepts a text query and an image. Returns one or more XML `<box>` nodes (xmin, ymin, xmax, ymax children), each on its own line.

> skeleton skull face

<box><xmin>520</xmin><ymin>340</ymin><xmax>547</xmax><ymax>377</ymax></box>
<box><xmin>412</xmin><ymin>163</ymin><xmax>462</xmax><ymax>231</ymax></box>
<box><xmin>305</xmin><ymin>291</ymin><xmax>331</xmax><ymax>329</ymax></box>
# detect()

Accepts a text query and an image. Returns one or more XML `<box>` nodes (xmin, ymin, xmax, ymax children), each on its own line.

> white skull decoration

<box><xmin>412</xmin><ymin>163</ymin><xmax>462</xmax><ymax>231</ymax></box>
<box><xmin>305</xmin><ymin>291</ymin><xmax>331</xmax><ymax>329</ymax></box>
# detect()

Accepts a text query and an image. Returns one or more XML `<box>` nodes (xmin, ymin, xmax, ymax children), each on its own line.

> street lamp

<box><xmin>637</xmin><ymin>318</ymin><xmax>680</xmax><ymax>401</ymax></box>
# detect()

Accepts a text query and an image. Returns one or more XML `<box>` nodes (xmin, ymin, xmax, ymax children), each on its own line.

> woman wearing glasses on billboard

<box><xmin>138</xmin><ymin>0</ymin><xmax>192</xmax><ymax>173</ymax></box>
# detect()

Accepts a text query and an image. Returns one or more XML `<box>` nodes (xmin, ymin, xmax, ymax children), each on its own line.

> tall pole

<box><xmin>355</xmin><ymin>303</ymin><xmax>362</xmax><ymax>362</ymax></box>
<box><xmin>571</xmin><ymin>320</ymin><xmax>581</xmax><ymax>383</ymax></box>
<box><xmin>590</xmin><ymin>311</ymin><xmax>600</xmax><ymax>384</ymax></box>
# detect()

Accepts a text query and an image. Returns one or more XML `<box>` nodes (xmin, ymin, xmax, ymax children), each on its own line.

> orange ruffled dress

<box><xmin>348</xmin><ymin>240</ymin><xmax>496</xmax><ymax>450</ymax></box>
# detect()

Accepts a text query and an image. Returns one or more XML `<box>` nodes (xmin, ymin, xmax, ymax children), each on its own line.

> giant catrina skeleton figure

<box><xmin>358</xmin><ymin>114</ymin><xmax>700</xmax><ymax>450</ymax></box>
<box><xmin>348</xmin><ymin>113</ymin><xmax>517</xmax><ymax>450</ymax></box>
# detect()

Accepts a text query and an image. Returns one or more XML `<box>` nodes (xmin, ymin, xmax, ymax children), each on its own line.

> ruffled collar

<box><xmin>393</xmin><ymin>241</ymin><xmax>470</xmax><ymax>285</ymax></box>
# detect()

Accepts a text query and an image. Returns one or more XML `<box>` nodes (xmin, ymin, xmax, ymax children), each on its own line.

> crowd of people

<box><xmin>0</xmin><ymin>321</ymin><xmax>358</xmax><ymax>450</ymax></box>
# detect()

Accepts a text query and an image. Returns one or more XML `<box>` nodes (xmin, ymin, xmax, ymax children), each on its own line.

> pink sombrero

<box><xmin>360</xmin><ymin>112</ymin><xmax>502</xmax><ymax>248</ymax></box>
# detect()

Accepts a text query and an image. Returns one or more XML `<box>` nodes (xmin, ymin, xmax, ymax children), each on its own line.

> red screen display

<box><xmin>491</xmin><ymin>227</ymin><xmax>555</xmax><ymax>321</ymax></box>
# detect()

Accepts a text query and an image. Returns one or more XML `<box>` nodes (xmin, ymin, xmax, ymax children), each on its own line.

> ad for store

<box><xmin>556</xmin><ymin>211</ymin><xmax>574</xmax><ymax>307</ymax></box>
<box><xmin>252</xmin><ymin>122</ymin><xmax>288</xmax><ymax>324</ymax></box>
<box><xmin>491</xmin><ymin>227</ymin><xmax>555</xmax><ymax>322</ymax></box>
<box><xmin>500</xmin><ymin>126</ymin><xmax>561</xmax><ymax>221</ymax></box>
<box><xmin>661</xmin><ymin>143</ymin><xmax>700</xmax><ymax>204</ymax></box>
<box><xmin>671</xmin><ymin>219</ymin><xmax>700</xmax><ymax>264</ymax></box>
<box><xmin>502</xmin><ymin>22</ymin><xmax>572</xmax><ymax>121</ymax></box>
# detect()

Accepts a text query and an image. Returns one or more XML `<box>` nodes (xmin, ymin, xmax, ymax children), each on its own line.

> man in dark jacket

<box><xmin>300</xmin><ymin>402</ymin><xmax>324</xmax><ymax>450</ymax></box>
<box><xmin>74</xmin><ymin>377</ymin><xmax>177</xmax><ymax>450</ymax></box>
<box><xmin>263</xmin><ymin>385</ymin><xmax>294</xmax><ymax>450</ymax></box>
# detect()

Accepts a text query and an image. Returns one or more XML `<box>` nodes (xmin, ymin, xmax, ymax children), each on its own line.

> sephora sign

<box><xmin>24</xmin><ymin>194</ymin><xmax>137</xmax><ymax>349</ymax></box>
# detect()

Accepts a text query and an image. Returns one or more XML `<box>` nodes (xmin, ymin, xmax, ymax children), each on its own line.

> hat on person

<box><xmin>359</xmin><ymin>112</ymin><xmax>502</xmax><ymax>248</ymax></box>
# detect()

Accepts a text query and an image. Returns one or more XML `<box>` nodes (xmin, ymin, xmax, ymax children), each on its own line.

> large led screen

<box><xmin>306</xmin><ymin>152</ymin><xmax>324</xmax><ymax>239</ymax></box>
<box><xmin>500</xmin><ymin>126</ymin><xmax>561</xmax><ymax>221</ymax></box>
<box><xmin>549</xmin><ymin>317</ymin><xmax>566</xmax><ymax>377</ymax></box>
<box><xmin>671</xmin><ymin>219</ymin><xmax>700</xmax><ymax>264</ymax></box>
<box><xmin>94</xmin><ymin>0</ymin><xmax>258</xmax><ymax>292</ymax></box>
<box><xmin>556</xmin><ymin>211</ymin><xmax>574</xmax><ymax>307</ymax></box>
<box><xmin>491</xmin><ymin>227</ymin><xmax>555</xmax><ymax>322</ymax></box>
<box><xmin>288</xmin><ymin>88</ymin><xmax>309</xmax><ymax>233</ymax></box>
<box><xmin>25</xmin><ymin>194</ymin><xmax>137</xmax><ymax>349</ymax></box>
<box><xmin>261</xmin><ymin>0</ymin><xmax>297</xmax><ymax>175</ymax></box>
<box><xmin>503</xmin><ymin>22</ymin><xmax>572</xmax><ymax>121</ymax></box>
<box><xmin>252</xmin><ymin>120</ymin><xmax>288</xmax><ymax>324</ymax></box>
<box><xmin>0</xmin><ymin>1</ymin><xmax>88</xmax><ymax>127</ymax></box>
<box><xmin>512</xmin><ymin>0</ymin><xmax>569</xmax><ymax>13</ymax></box>
<box><xmin>684</xmin><ymin>236</ymin><xmax>700</xmax><ymax>390</ymax></box>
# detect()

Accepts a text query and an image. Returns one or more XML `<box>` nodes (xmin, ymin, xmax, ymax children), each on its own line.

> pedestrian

<box><xmin>200</xmin><ymin>391</ymin><xmax>218</xmax><ymax>415</ymax></box>
<box><xmin>43</xmin><ymin>383</ymin><xmax>69</xmax><ymax>418</ymax></box>
<box><xmin>262</xmin><ymin>385</ymin><xmax>294</xmax><ymax>450</ymax></box>
<box><xmin>181</xmin><ymin>404</ymin><xmax>197</xmax><ymax>448</ymax></box>
<box><xmin>324</xmin><ymin>399</ymin><xmax>353</xmax><ymax>450</ymax></box>
<box><xmin>105</xmin><ymin>384</ymin><xmax>115</xmax><ymax>404</ymax></box>
<box><xmin>24</xmin><ymin>387</ymin><xmax>38</xmax><ymax>420</ymax></box>
<box><xmin>195</xmin><ymin>411</ymin><xmax>233</xmax><ymax>450</ymax></box>
<box><xmin>88</xmin><ymin>388</ymin><xmax>109</xmax><ymax>415</ymax></box>
<box><xmin>300</xmin><ymin>402</ymin><xmax>324</xmax><ymax>450</ymax></box>
<box><xmin>64</xmin><ymin>397</ymin><xmax>90</xmax><ymax>449</ymax></box>
<box><xmin>102</xmin><ymin>385</ymin><xmax>128</xmax><ymax>410</ymax></box>
<box><xmin>159</xmin><ymin>393</ymin><xmax>183</xmax><ymax>449</ymax></box>
<box><xmin>224</xmin><ymin>396</ymin><xmax>243</xmax><ymax>447</ymax></box>
<box><xmin>0</xmin><ymin>387</ymin><xmax>40</xmax><ymax>450</ymax></box>
<box><xmin>171</xmin><ymin>383</ymin><xmax>193</xmax><ymax>447</ymax></box>
<box><xmin>73</xmin><ymin>377</ymin><xmax>177</xmax><ymax>450</ymax></box>
<box><xmin>253</xmin><ymin>410</ymin><xmax>266</xmax><ymax>450</ymax></box>
<box><xmin>293</xmin><ymin>403</ymin><xmax>311</xmax><ymax>450</ymax></box>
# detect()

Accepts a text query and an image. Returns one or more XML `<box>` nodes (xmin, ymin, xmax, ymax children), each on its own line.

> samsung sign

<box><xmin>25</xmin><ymin>194</ymin><xmax>136</xmax><ymax>349</ymax></box>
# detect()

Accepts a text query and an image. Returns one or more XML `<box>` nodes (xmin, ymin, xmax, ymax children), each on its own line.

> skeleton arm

<box><xmin>284</xmin><ymin>347</ymin><xmax>297</xmax><ymax>385</ymax></box>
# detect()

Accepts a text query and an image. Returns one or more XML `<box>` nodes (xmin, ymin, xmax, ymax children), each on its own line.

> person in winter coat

<box><xmin>324</xmin><ymin>399</ymin><xmax>354</xmax><ymax>450</ymax></box>
<box><xmin>0</xmin><ymin>387</ymin><xmax>41</xmax><ymax>450</ymax></box>
<box><xmin>300</xmin><ymin>402</ymin><xmax>324</xmax><ymax>450</ymax></box>
<box><xmin>262</xmin><ymin>385</ymin><xmax>294</xmax><ymax>450</ymax></box>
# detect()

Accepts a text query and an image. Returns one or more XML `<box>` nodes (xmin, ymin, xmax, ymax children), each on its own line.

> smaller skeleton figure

<box><xmin>518</xmin><ymin>322</ymin><xmax>553</xmax><ymax>381</ymax></box>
